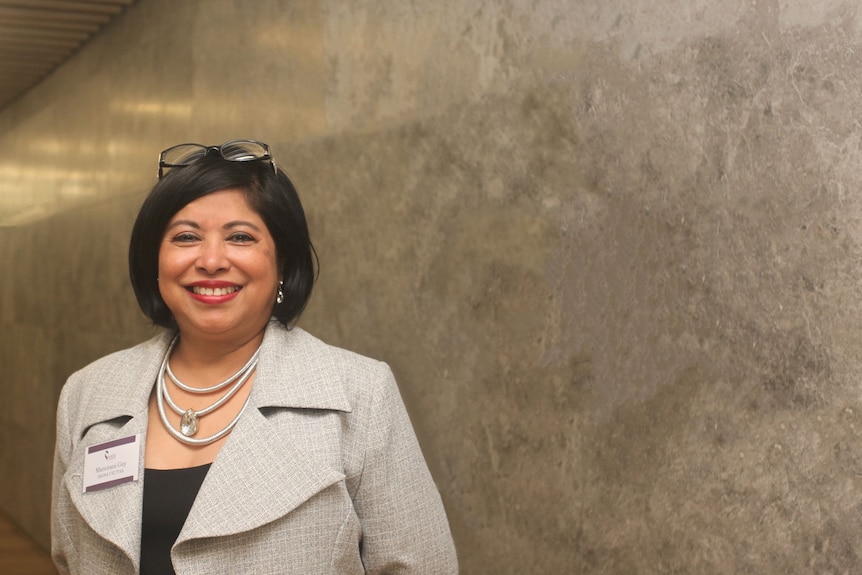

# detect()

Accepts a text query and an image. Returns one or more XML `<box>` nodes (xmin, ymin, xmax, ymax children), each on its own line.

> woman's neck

<box><xmin>169</xmin><ymin>327</ymin><xmax>266</xmax><ymax>385</ymax></box>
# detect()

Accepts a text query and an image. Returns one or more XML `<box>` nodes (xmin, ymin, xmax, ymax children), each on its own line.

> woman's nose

<box><xmin>196</xmin><ymin>240</ymin><xmax>229</xmax><ymax>273</ymax></box>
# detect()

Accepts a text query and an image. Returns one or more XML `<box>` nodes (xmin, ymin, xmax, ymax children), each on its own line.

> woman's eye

<box><xmin>229</xmin><ymin>233</ymin><xmax>255</xmax><ymax>243</ymax></box>
<box><xmin>172</xmin><ymin>232</ymin><xmax>199</xmax><ymax>243</ymax></box>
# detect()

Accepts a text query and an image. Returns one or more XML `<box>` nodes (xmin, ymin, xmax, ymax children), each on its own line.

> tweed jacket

<box><xmin>51</xmin><ymin>322</ymin><xmax>458</xmax><ymax>574</ymax></box>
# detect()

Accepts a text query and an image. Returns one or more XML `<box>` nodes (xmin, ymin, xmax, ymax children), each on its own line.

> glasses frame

<box><xmin>157</xmin><ymin>139</ymin><xmax>278</xmax><ymax>179</ymax></box>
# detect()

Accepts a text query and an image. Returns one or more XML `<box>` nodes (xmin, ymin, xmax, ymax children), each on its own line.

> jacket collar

<box><xmin>250</xmin><ymin>321</ymin><xmax>352</xmax><ymax>413</ymax></box>
<box><xmin>75</xmin><ymin>322</ymin><xmax>353</xmax><ymax>433</ymax></box>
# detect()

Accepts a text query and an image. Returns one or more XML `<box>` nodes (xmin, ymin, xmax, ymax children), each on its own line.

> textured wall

<box><xmin>3</xmin><ymin>0</ymin><xmax>862</xmax><ymax>572</ymax></box>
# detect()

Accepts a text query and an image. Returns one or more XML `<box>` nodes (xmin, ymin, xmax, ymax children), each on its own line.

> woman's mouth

<box><xmin>189</xmin><ymin>286</ymin><xmax>241</xmax><ymax>296</ymax></box>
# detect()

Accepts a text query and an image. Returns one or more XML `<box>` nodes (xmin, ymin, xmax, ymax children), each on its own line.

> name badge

<box><xmin>83</xmin><ymin>435</ymin><xmax>140</xmax><ymax>493</ymax></box>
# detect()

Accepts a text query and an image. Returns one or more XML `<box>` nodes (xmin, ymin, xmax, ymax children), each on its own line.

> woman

<box><xmin>51</xmin><ymin>140</ymin><xmax>458</xmax><ymax>574</ymax></box>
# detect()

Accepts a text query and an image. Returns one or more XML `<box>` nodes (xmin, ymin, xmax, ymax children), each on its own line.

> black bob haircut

<box><xmin>129</xmin><ymin>153</ymin><xmax>317</xmax><ymax>329</ymax></box>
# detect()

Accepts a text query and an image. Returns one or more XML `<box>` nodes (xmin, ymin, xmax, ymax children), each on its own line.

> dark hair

<box><xmin>129</xmin><ymin>153</ymin><xmax>317</xmax><ymax>328</ymax></box>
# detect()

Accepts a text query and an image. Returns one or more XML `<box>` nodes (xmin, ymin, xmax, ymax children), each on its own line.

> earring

<box><xmin>276</xmin><ymin>280</ymin><xmax>284</xmax><ymax>304</ymax></box>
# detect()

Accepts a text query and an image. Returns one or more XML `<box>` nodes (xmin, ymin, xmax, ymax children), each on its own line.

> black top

<box><xmin>140</xmin><ymin>463</ymin><xmax>211</xmax><ymax>575</ymax></box>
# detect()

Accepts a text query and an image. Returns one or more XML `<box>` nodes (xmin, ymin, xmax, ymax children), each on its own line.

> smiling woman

<box><xmin>50</xmin><ymin>140</ymin><xmax>458</xmax><ymax>575</ymax></box>
<box><xmin>157</xmin><ymin>189</ymin><xmax>280</xmax><ymax>344</ymax></box>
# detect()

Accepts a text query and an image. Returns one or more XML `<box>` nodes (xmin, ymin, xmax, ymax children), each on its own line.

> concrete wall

<box><xmin>3</xmin><ymin>0</ymin><xmax>862</xmax><ymax>572</ymax></box>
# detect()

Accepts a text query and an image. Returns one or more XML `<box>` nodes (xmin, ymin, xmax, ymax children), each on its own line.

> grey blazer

<box><xmin>51</xmin><ymin>323</ymin><xmax>458</xmax><ymax>574</ymax></box>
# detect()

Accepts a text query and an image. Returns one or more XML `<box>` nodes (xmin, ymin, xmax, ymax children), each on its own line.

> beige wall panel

<box><xmin>4</xmin><ymin>0</ymin><xmax>862</xmax><ymax>572</ymax></box>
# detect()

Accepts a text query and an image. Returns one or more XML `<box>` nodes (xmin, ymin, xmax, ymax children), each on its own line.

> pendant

<box><xmin>180</xmin><ymin>408</ymin><xmax>199</xmax><ymax>436</ymax></box>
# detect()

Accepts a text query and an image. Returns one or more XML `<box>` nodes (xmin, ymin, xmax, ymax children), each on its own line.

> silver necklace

<box><xmin>155</xmin><ymin>335</ymin><xmax>261</xmax><ymax>446</ymax></box>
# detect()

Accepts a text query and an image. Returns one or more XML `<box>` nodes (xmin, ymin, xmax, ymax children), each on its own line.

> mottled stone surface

<box><xmin>4</xmin><ymin>0</ymin><xmax>862</xmax><ymax>572</ymax></box>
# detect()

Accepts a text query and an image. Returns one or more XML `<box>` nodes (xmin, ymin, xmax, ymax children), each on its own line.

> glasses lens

<box><xmin>220</xmin><ymin>140</ymin><xmax>268</xmax><ymax>162</ymax></box>
<box><xmin>161</xmin><ymin>144</ymin><xmax>208</xmax><ymax>167</ymax></box>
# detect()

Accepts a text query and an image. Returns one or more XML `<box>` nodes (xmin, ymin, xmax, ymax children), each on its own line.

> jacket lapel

<box><xmin>177</xmin><ymin>406</ymin><xmax>344</xmax><ymax>539</ymax></box>
<box><xmin>62</xmin><ymin>331</ymin><xmax>171</xmax><ymax>571</ymax></box>
<box><xmin>64</xmin><ymin>415</ymin><xmax>149</xmax><ymax>568</ymax></box>
<box><xmin>178</xmin><ymin>324</ymin><xmax>353</xmax><ymax>541</ymax></box>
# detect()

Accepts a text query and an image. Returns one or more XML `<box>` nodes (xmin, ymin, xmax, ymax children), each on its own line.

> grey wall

<box><xmin>3</xmin><ymin>0</ymin><xmax>862</xmax><ymax>572</ymax></box>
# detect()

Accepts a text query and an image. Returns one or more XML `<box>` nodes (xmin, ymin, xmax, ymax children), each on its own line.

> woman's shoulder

<box><xmin>260</xmin><ymin>324</ymin><xmax>397</xmax><ymax>408</ymax></box>
<box><xmin>267</xmin><ymin>324</ymin><xmax>388</xmax><ymax>374</ymax></box>
<box><xmin>60</xmin><ymin>332</ymin><xmax>171</xmax><ymax>412</ymax></box>
<box><xmin>67</xmin><ymin>331</ymin><xmax>170</xmax><ymax>383</ymax></box>
<box><xmin>57</xmin><ymin>331</ymin><xmax>172</xmax><ymax>430</ymax></box>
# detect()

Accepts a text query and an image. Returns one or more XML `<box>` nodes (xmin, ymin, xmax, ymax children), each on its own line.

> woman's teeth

<box><xmin>191</xmin><ymin>286</ymin><xmax>239</xmax><ymax>296</ymax></box>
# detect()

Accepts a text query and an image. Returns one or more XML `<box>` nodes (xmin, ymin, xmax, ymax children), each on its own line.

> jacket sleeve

<box><xmin>352</xmin><ymin>364</ymin><xmax>458</xmax><ymax>574</ymax></box>
<box><xmin>51</xmin><ymin>378</ymin><xmax>74</xmax><ymax>575</ymax></box>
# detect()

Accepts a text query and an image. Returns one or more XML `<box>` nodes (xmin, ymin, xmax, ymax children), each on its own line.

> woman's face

<box><xmin>158</xmin><ymin>188</ymin><xmax>279</xmax><ymax>342</ymax></box>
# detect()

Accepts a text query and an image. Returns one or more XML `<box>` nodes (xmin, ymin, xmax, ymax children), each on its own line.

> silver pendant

<box><xmin>180</xmin><ymin>408</ymin><xmax>199</xmax><ymax>436</ymax></box>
